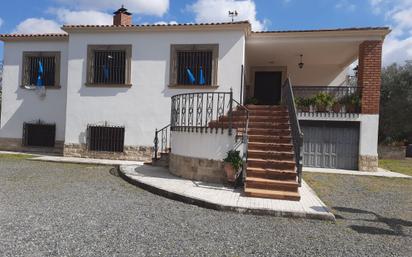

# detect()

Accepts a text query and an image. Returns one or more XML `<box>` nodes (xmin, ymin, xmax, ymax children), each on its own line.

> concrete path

<box><xmin>31</xmin><ymin>155</ymin><xmax>144</xmax><ymax>166</ymax></box>
<box><xmin>119</xmin><ymin>164</ymin><xmax>335</xmax><ymax>221</ymax></box>
<box><xmin>303</xmin><ymin>167</ymin><xmax>411</xmax><ymax>178</ymax></box>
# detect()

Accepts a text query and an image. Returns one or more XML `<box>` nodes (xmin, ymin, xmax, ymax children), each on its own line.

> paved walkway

<box><xmin>303</xmin><ymin>167</ymin><xmax>411</xmax><ymax>178</ymax></box>
<box><xmin>119</xmin><ymin>164</ymin><xmax>335</xmax><ymax>221</ymax></box>
<box><xmin>31</xmin><ymin>155</ymin><xmax>144</xmax><ymax>166</ymax></box>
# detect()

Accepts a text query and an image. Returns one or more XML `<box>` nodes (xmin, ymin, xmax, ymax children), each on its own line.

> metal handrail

<box><xmin>170</xmin><ymin>90</ymin><xmax>234</xmax><ymax>135</ymax></box>
<box><xmin>153</xmin><ymin>124</ymin><xmax>171</xmax><ymax>160</ymax></box>
<box><xmin>281</xmin><ymin>78</ymin><xmax>304</xmax><ymax>186</ymax></box>
<box><xmin>231</xmin><ymin>99</ymin><xmax>249</xmax><ymax>186</ymax></box>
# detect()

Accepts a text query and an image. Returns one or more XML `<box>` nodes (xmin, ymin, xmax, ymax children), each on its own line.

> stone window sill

<box><xmin>85</xmin><ymin>83</ymin><xmax>132</xmax><ymax>88</ymax></box>
<box><xmin>168</xmin><ymin>84</ymin><xmax>219</xmax><ymax>89</ymax></box>
<box><xmin>20</xmin><ymin>85</ymin><xmax>61</xmax><ymax>90</ymax></box>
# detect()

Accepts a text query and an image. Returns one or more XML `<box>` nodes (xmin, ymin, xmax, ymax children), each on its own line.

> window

<box><xmin>170</xmin><ymin>44</ymin><xmax>218</xmax><ymax>87</ymax></box>
<box><xmin>22</xmin><ymin>52</ymin><xmax>60</xmax><ymax>87</ymax></box>
<box><xmin>23</xmin><ymin>122</ymin><xmax>56</xmax><ymax>147</ymax></box>
<box><xmin>87</xmin><ymin>45</ymin><xmax>132</xmax><ymax>86</ymax></box>
<box><xmin>87</xmin><ymin>125</ymin><xmax>125</xmax><ymax>152</ymax></box>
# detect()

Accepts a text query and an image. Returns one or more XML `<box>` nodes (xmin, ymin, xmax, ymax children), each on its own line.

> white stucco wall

<box><xmin>359</xmin><ymin>114</ymin><xmax>379</xmax><ymax>156</ymax></box>
<box><xmin>64</xmin><ymin>30</ymin><xmax>246</xmax><ymax>147</ymax></box>
<box><xmin>171</xmin><ymin>130</ymin><xmax>241</xmax><ymax>160</ymax></box>
<box><xmin>0</xmin><ymin>41</ymin><xmax>68</xmax><ymax>141</ymax></box>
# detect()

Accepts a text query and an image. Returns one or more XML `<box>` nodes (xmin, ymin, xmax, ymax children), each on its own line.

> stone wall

<box><xmin>359</xmin><ymin>155</ymin><xmax>378</xmax><ymax>172</ymax></box>
<box><xmin>378</xmin><ymin>145</ymin><xmax>406</xmax><ymax>160</ymax></box>
<box><xmin>169</xmin><ymin>153</ymin><xmax>227</xmax><ymax>184</ymax></box>
<box><xmin>0</xmin><ymin>137</ymin><xmax>64</xmax><ymax>154</ymax></box>
<box><xmin>63</xmin><ymin>143</ymin><xmax>153</xmax><ymax>162</ymax></box>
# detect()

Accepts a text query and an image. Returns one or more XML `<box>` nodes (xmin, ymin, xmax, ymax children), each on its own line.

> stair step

<box><xmin>209</xmin><ymin>121</ymin><xmax>290</xmax><ymax>130</ymax></box>
<box><xmin>245</xmin><ymin>177</ymin><xmax>298</xmax><ymax>192</ymax></box>
<box><xmin>248</xmin><ymin>158</ymin><xmax>296</xmax><ymax>170</ymax></box>
<box><xmin>246</xmin><ymin>105</ymin><xmax>287</xmax><ymax>111</ymax></box>
<box><xmin>246</xmin><ymin>128</ymin><xmax>291</xmax><ymax>136</ymax></box>
<box><xmin>248</xmin><ymin>135</ymin><xmax>291</xmax><ymax>144</ymax></box>
<box><xmin>244</xmin><ymin>188</ymin><xmax>300</xmax><ymax>201</ymax></box>
<box><xmin>247</xmin><ymin>167</ymin><xmax>297</xmax><ymax>180</ymax></box>
<box><xmin>224</xmin><ymin>116</ymin><xmax>289</xmax><ymax>123</ymax></box>
<box><xmin>248</xmin><ymin>142</ymin><xmax>294</xmax><ymax>152</ymax></box>
<box><xmin>248</xmin><ymin>149</ymin><xmax>294</xmax><ymax>160</ymax></box>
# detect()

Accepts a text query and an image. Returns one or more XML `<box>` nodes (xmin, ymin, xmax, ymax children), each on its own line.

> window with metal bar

<box><xmin>88</xmin><ymin>125</ymin><xmax>125</xmax><ymax>152</ymax></box>
<box><xmin>22</xmin><ymin>52</ymin><xmax>60</xmax><ymax>87</ymax></box>
<box><xmin>170</xmin><ymin>44</ymin><xmax>218</xmax><ymax>87</ymax></box>
<box><xmin>87</xmin><ymin>45</ymin><xmax>131</xmax><ymax>86</ymax></box>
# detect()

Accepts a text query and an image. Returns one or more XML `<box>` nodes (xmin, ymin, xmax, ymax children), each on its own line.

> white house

<box><xmin>0</xmin><ymin>7</ymin><xmax>390</xmax><ymax>200</ymax></box>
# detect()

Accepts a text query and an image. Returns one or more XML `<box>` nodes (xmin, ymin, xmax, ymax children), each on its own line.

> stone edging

<box><xmin>118</xmin><ymin>165</ymin><xmax>335</xmax><ymax>221</ymax></box>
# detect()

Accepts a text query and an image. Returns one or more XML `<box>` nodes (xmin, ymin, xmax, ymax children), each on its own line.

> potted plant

<box><xmin>340</xmin><ymin>93</ymin><xmax>360</xmax><ymax>113</ymax></box>
<box><xmin>332</xmin><ymin>98</ymin><xmax>342</xmax><ymax>113</ymax></box>
<box><xmin>245</xmin><ymin>97</ymin><xmax>259</xmax><ymax>105</ymax></box>
<box><xmin>313</xmin><ymin>92</ymin><xmax>334</xmax><ymax>112</ymax></box>
<box><xmin>223</xmin><ymin>150</ymin><xmax>243</xmax><ymax>182</ymax></box>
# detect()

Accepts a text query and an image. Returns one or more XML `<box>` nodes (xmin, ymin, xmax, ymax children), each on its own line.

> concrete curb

<box><xmin>118</xmin><ymin>165</ymin><xmax>335</xmax><ymax>221</ymax></box>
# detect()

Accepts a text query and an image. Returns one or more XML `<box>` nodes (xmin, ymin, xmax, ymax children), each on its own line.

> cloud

<box><xmin>48</xmin><ymin>8</ymin><xmax>112</xmax><ymax>25</ymax></box>
<box><xmin>154</xmin><ymin>21</ymin><xmax>178</xmax><ymax>25</ymax></box>
<box><xmin>368</xmin><ymin>0</ymin><xmax>412</xmax><ymax>65</ymax></box>
<box><xmin>335</xmin><ymin>0</ymin><xmax>356</xmax><ymax>12</ymax></box>
<box><xmin>14</xmin><ymin>18</ymin><xmax>63</xmax><ymax>34</ymax></box>
<box><xmin>55</xmin><ymin>0</ymin><xmax>169</xmax><ymax>16</ymax></box>
<box><xmin>188</xmin><ymin>0</ymin><xmax>267</xmax><ymax>31</ymax></box>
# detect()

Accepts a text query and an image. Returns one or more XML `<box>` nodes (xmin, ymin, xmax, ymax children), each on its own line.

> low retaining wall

<box><xmin>0</xmin><ymin>137</ymin><xmax>64</xmax><ymax>154</ymax></box>
<box><xmin>378</xmin><ymin>145</ymin><xmax>406</xmax><ymax>160</ymax></box>
<box><xmin>169</xmin><ymin>153</ymin><xmax>227</xmax><ymax>184</ymax></box>
<box><xmin>63</xmin><ymin>143</ymin><xmax>153</xmax><ymax>162</ymax></box>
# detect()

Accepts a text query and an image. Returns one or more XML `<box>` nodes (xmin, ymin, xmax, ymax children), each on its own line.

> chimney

<box><xmin>113</xmin><ymin>5</ymin><xmax>132</xmax><ymax>26</ymax></box>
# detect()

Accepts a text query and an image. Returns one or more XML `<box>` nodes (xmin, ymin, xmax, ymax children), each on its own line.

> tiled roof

<box><xmin>61</xmin><ymin>21</ymin><xmax>250</xmax><ymax>29</ymax></box>
<box><xmin>0</xmin><ymin>33</ymin><xmax>68</xmax><ymax>40</ymax></box>
<box><xmin>253</xmin><ymin>27</ymin><xmax>390</xmax><ymax>34</ymax></box>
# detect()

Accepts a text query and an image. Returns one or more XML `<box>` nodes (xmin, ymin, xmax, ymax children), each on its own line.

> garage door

<box><xmin>301</xmin><ymin>121</ymin><xmax>359</xmax><ymax>170</ymax></box>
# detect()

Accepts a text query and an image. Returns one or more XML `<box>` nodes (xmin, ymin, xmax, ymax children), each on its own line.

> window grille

<box><xmin>88</xmin><ymin>125</ymin><xmax>125</xmax><ymax>152</ymax></box>
<box><xmin>176</xmin><ymin>50</ymin><xmax>213</xmax><ymax>85</ymax></box>
<box><xmin>23</xmin><ymin>122</ymin><xmax>56</xmax><ymax>147</ymax></box>
<box><xmin>22</xmin><ymin>52</ymin><xmax>60</xmax><ymax>87</ymax></box>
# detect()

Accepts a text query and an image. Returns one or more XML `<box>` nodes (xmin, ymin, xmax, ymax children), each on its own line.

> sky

<box><xmin>0</xmin><ymin>0</ymin><xmax>411</xmax><ymax>65</ymax></box>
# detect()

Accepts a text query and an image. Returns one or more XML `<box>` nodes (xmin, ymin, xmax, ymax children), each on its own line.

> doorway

<box><xmin>253</xmin><ymin>71</ymin><xmax>282</xmax><ymax>105</ymax></box>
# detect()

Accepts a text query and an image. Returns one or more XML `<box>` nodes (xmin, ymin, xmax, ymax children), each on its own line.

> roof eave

<box><xmin>250</xmin><ymin>27</ymin><xmax>391</xmax><ymax>40</ymax></box>
<box><xmin>0</xmin><ymin>34</ymin><xmax>69</xmax><ymax>42</ymax></box>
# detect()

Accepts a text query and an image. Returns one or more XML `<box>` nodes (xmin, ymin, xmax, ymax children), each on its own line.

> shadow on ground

<box><xmin>333</xmin><ymin>206</ymin><xmax>412</xmax><ymax>237</ymax></box>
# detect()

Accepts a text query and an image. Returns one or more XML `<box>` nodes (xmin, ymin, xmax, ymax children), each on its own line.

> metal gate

<box><xmin>301</xmin><ymin>121</ymin><xmax>359</xmax><ymax>170</ymax></box>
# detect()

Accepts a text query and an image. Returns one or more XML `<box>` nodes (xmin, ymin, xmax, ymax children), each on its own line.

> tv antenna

<box><xmin>228</xmin><ymin>10</ymin><xmax>238</xmax><ymax>22</ymax></box>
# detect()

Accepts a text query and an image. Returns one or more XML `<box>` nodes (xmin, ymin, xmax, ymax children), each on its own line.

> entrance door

<box><xmin>254</xmin><ymin>71</ymin><xmax>282</xmax><ymax>105</ymax></box>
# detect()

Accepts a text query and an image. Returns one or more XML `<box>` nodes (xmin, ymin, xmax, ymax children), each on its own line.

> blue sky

<box><xmin>0</xmin><ymin>0</ymin><xmax>411</xmax><ymax>64</ymax></box>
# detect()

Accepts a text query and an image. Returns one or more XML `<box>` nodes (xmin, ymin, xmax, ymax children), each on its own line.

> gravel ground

<box><xmin>0</xmin><ymin>157</ymin><xmax>411</xmax><ymax>257</ymax></box>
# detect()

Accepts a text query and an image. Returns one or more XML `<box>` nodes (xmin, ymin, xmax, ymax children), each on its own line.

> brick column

<box><xmin>358</xmin><ymin>40</ymin><xmax>383</xmax><ymax>114</ymax></box>
<box><xmin>357</xmin><ymin>40</ymin><xmax>383</xmax><ymax>171</ymax></box>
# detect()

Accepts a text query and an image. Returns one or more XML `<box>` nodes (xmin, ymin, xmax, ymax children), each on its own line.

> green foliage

<box><xmin>338</xmin><ymin>92</ymin><xmax>361</xmax><ymax>112</ymax></box>
<box><xmin>312</xmin><ymin>92</ymin><xmax>334</xmax><ymax>110</ymax></box>
<box><xmin>379</xmin><ymin>61</ymin><xmax>412</xmax><ymax>143</ymax></box>
<box><xmin>223</xmin><ymin>150</ymin><xmax>243</xmax><ymax>171</ymax></box>
<box><xmin>244</xmin><ymin>97</ymin><xmax>259</xmax><ymax>105</ymax></box>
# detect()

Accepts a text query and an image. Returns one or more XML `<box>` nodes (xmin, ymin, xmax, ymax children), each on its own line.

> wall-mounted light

<box><xmin>298</xmin><ymin>54</ymin><xmax>304</xmax><ymax>69</ymax></box>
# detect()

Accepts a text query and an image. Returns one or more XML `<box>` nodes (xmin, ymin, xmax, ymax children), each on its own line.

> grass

<box><xmin>379</xmin><ymin>158</ymin><xmax>412</xmax><ymax>176</ymax></box>
<box><xmin>0</xmin><ymin>153</ymin><xmax>34</xmax><ymax>159</ymax></box>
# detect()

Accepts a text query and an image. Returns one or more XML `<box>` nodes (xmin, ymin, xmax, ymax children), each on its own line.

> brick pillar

<box><xmin>357</xmin><ymin>40</ymin><xmax>383</xmax><ymax>171</ymax></box>
<box><xmin>358</xmin><ymin>40</ymin><xmax>383</xmax><ymax>114</ymax></box>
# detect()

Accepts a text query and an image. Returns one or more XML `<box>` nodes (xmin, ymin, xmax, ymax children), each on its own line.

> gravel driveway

<box><xmin>0</xmin><ymin>156</ymin><xmax>411</xmax><ymax>257</ymax></box>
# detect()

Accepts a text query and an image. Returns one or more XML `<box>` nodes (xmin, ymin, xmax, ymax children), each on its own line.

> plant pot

<box><xmin>301</xmin><ymin>106</ymin><xmax>310</xmax><ymax>112</ymax></box>
<box><xmin>332</xmin><ymin>104</ymin><xmax>342</xmax><ymax>113</ymax></box>
<box><xmin>224</xmin><ymin>162</ymin><xmax>236</xmax><ymax>182</ymax></box>
<box><xmin>346</xmin><ymin>104</ymin><xmax>356</xmax><ymax>113</ymax></box>
<box><xmin>316</xmin><ymin>105</ymin><xmax>327</xmax><ymax>112</ymax></box>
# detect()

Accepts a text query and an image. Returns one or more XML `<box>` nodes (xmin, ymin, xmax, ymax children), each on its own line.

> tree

<box><xmin>379</xmin><ymin>61</ymin><xmax>412</xmax><ymax>143</ymax></box>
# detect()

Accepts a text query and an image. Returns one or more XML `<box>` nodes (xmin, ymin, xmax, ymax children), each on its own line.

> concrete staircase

<box><xmin>210</xmin><ymin>105</ymin><xmax>300</xmax><ymax>201</ymax></box>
